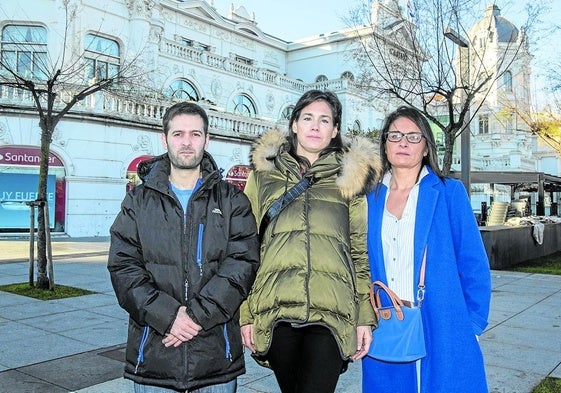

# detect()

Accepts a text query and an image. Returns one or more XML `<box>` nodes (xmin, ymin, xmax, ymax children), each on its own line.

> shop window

<box><xmin>0</xmin><ymin>146</ymin><xmax>65</xmax><ymax>232</ymax></box>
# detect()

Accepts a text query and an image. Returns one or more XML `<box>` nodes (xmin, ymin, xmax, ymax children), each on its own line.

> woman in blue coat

<box><xmin>362</xmin><ymin>106</ymin><xmax>491</xmax><ymax>392</ymax></box>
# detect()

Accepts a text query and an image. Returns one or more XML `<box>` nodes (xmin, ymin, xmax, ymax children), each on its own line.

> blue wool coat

<box><xmin>362</xmin><ymin>168</ymin><xmax>491</xmax><ymax>393</ymax></box>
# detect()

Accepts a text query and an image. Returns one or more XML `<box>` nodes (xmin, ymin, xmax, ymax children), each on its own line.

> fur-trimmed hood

<box><xmin>250</xmin><ymin>129</ymin><xmax>382</xmax><ymax>199</ymax></box>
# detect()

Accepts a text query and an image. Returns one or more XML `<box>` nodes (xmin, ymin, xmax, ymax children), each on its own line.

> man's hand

<box><xmin>240</xmin><ymin>324</ymin><xmax>255</xmax><ymax>353</ymax></box>
<box><xmin>162</xmin><ymin>306</ymin><xmax>202</xmax><ymax>348</ymax></box>
<box><xmin>351</xmin><ymin>325</ymin><xmax>372</xmax><ymax>360</ymax></box>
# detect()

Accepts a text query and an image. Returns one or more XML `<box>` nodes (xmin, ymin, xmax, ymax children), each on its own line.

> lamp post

<box><xmin>444</xmin><ymin>27</ymin><xmax>471</xmax><ymax>197</ymax></box>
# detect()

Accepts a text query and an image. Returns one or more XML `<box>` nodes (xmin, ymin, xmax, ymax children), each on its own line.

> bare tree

<box><xmin>347</xmin><ymin>0</ymin><xmax>540</xmax><ymax>175</ymax></box>
<box><xmin>497</xmin><ymin>104</ymin><xmax>561</xmax><ymax>154</ymax></box>
<box><xmin>0</xmin><ymin>1</ymin><xmax>147</xmax><ymax>289</ymax></box>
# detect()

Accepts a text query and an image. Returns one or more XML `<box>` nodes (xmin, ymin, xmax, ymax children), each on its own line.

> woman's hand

<box><xmin>241</xmin><ymin>324</ymin><xmax>256</xmax><ymax>353</ymax></box>
<box><xmin>352</xmin><ymin>325</ymin><xmax>373</xmax><ymax>360</ymax></box>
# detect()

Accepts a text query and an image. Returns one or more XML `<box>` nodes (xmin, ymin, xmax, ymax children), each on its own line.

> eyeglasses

<box><xmin>386</xmin><ymin>131</ymin><xmax>424</xmax><ymax>144</ymax></box>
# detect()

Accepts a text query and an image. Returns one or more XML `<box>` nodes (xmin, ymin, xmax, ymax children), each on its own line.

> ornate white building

<box><xmin>0</xmin><ymin>0</ymin><xmax>558</xmax><ymax>236</ymax></box>
<box><xmin>460</xmin><ymin>5</ymin><xmax>560</xmax><ymax>213</ymax></box>
<box><xmin>0</xmin><ymin>0</ymin><xmax>391</xmax><ymax>236</ymax></box>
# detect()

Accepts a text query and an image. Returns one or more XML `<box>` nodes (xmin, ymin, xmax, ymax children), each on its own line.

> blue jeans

<box><xmin>134</xmin><ymin>379</ymin><xmax>237</xmax><ymax>393</ymax></box>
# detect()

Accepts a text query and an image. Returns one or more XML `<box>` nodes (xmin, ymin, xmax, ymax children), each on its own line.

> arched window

<box><xmin>341</xmin><ymin>71</ymin><xmax>355</xmax><ymax>81</ymax></box>
<box><xmin>280</xmin><ymin>105</ymin><xmax>294</xmax><ymax>120</ymax></box>
<box><xmin>503</xmin><ymin>71</ymin><xmax>512</xmax><ymax>92</ymax></box>
<box><xmin>315</xmin><ymin>74</ymin><xmax>328</xmax><ymax>82</ymax></box>
<box><xmin>231</xmin><ymin>94</ymin><xmax>257</xmax><ymax>117</ymax></box>
<box><xmin>1</xmin><ymin>25</ymin><xmax>47</xmax><ymax>80</ymax></box>
<box><xmin>84</xmin><ymin>34</ymin><xmax>120</xmax><ymax>80</ymax></box>
<box><xmin>167</xmin><ymin>79</ymin><xmax>199</xmax><ymax>101</ymax></box>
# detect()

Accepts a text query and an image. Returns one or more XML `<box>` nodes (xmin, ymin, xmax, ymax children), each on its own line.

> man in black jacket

<box><xmin>108</xmin><ymin>102</ymin><xmax>259</xmax><ymax>392</ymax></box>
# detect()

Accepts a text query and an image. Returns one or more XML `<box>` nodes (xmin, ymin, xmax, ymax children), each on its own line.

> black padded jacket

<box><xmin>108</xmin><ymin>153</ymin><xmax>259</xmax><ymax>390</ymax></box>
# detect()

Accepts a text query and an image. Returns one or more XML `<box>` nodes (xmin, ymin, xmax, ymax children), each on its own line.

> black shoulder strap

<box><xmin>259</xmin><ymin>174</ymin><xmax>315</xmax><ymax>241</ymax></box>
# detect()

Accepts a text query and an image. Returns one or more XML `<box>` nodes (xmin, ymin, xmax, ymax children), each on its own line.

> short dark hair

<box><xmin>379</xmin><ymin>106</ymin><xmax>443</xmax><ymax>178</ymax></box>
<box><xmin>162</xmin><ymin>102</ymin><xmax>209</xmax><ymax>136</ymax></box>
<box><xmin>286</xmin><ymin>90</ymin><xmax>344</xmax><ymax>170</ymax></box>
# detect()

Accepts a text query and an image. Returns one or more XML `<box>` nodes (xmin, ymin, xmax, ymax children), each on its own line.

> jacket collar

<box><xmin>250</xmin><ymin>129</ymin><xmax>382</xmax><ymax>199</ymax></box>
<box><xmin>137</xmin><ymin>152</ymin><xmax>221</xmax><ymax>192</ymax></box>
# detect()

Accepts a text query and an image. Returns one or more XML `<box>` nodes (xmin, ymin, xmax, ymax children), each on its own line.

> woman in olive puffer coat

<box><xmin>240</xmin><ymin>90</ymin><xmax>382</xmax><ymax>393</ymax></box>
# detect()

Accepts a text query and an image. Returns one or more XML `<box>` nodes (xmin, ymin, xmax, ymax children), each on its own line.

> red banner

<box><xmin>0</xmin><ymin>146</ymin><xmax>64</xmax><ymax>167</ymax></box>
<box><xmin>127</xmin><ymin>155</ymin><xmax>153</xmax><ymax>172</ymax></box>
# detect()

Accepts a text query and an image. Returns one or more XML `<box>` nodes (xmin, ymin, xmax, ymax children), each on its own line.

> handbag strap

<box><xmin>258</xmin><ymin>174</ymin><xmax>315</xmax><ymax>241</ymax></box>
<box><xmin>370</xmin><ymin>281</ymin><xmax>405</xmax><ymax>320</ymax></box>
<box><xmin>369</xmin><ymin>247</ymin><xmax>428</xmax><ymax>315</ymax></box>
<box><xmin>416</xmin><ymin>247</ymin><xmax>427</xmax><ymax>307</ymax></box>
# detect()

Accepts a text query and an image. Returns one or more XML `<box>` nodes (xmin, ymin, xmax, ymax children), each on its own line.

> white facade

<box><xmin>1</xmin><ymin>1</ymin><xmax>558</xmax><ymax>237</ymax></box>
<box><xmin>0</xmin><ymin>0</ymin><xmax>390</xmax><ymax>236</ymax></box>
<box><xmin>461</xmin><ymin>5</ymin><xmax>560</xmax><ymax>213</ymax></box>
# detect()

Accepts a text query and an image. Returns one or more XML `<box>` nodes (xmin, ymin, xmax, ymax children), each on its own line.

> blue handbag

<box><xmin>367</xmin><ymin>250</ymin><xmax>427</xmax><ymax>363</ymax></box>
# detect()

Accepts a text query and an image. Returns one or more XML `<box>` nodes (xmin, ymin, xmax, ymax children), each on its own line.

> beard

<box><xmin>168</xmin><ymin>147</ymin><xmax>204</xmax><ymax>170</ymax></box>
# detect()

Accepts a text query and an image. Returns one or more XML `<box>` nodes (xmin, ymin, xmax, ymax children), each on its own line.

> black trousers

<box><xmin>266</xmin><ymin>322</ymin><xmax>347</xmax><ymax>393</ymax></box>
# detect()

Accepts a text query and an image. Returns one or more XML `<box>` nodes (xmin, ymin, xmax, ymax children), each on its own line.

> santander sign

<box><xmin>0</xmin><ymin>146</ymin><xmax>63</xmax><ymax>167</ymax></box>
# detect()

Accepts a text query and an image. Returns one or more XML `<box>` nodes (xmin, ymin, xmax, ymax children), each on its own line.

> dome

<box><xmin>472</xmin><ymin>4</ymin><xmax>519</xmax><ymax>43</ymax></box>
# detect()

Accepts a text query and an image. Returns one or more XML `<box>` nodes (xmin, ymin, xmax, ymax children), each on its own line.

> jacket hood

<box><xmin>251</xmin><ymin>129</ymin><xmax>382</xmax><ymax>199</ymax></box>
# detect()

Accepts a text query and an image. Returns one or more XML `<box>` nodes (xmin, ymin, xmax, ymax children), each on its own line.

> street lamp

<box><xmin>444</xmin><ymin>27</ymin><xmax>471</xmax><ymax>197</ymax></box>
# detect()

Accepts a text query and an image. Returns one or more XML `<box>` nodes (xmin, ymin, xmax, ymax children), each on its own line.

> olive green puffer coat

<box><xmin>240</xmin><ymin>130</ymin><xmax>382</xmax><ymax>360</ymax></box>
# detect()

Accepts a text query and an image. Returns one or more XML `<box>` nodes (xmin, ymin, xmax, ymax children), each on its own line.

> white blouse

<box><xmin>381</xmin><ymin>167</ymin><xmax>428</xmax><ymax>302</ymax></box>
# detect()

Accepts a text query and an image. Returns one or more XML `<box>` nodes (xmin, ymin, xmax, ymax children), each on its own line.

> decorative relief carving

<box><xmin>134</xmin><ymin>135</ymin><xmax>152</xmax><ymax>152</ymax></box>
<box><xmin>149</xmin><ymin>25</ymin><xmax>163</xmax><ymax>44</ymax></box>
<box><xmin>125</xmin><ymin>0</ymin><xmax>155</xmax><ymax>18</ymax></box>
<box><xmin>185</xmin><ymin>19</ymin><xmax>209</xmax><ymax>33</ymax></box>
<box><xmin>0</xmin><ymin>122</ymin><xmax>13</xmax><ymax>145</ymax></box>
<box><xmin>162</xmin><ymin>9</ymin><xmax>174</xmax><ymax>22</ymax></box>
<box><xmin>211</xmin><ymin>79</ymin><xmax>223</xmax><ymax>99</ymax></box>
<box><xmin>52</xmin><ymin>127</ymin><xmax>65</xmax><ymax>147</ymax></box>
<box><xmin>263</xmin><ymin>50</ymin><xmax>280</xmax><ymax>67</ymax></box>
<box><xmin>215</xmin><ymin>29</ymin><xmax>230</xmax><ymax>42</ymax></box>
<box><xmin>266</xmin><ymin>93</ymin><xmax>274</xmax><ymax>111</ymax></box>
<box><xmin>232</xmin><ymin>36</ymin><xmax>255</xmax><ymax>50</ymax></box>
<box><xmin>232</xmin><ymin>148</ymin><xmax>242</xmax><ymax>162</ymax></box>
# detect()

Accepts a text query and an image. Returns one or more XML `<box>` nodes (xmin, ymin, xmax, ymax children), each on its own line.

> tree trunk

<box><xmin>35</xmin><ymin>121</ymin><xmax>54</xmax><ymax>289</ymax></box>
<box><xmin>441</xmin><ymin>129</ymin><xmax>457</xmax><ymax>176</ymax></box>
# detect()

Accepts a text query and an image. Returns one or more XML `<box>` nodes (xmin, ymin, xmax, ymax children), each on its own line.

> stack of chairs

<box><xmin>486</xmin><ymin>201</ymin><xmax>510</xmax><ymax>226</ymax></box>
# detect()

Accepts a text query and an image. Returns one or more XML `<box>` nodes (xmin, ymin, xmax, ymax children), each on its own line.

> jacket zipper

<box><xmin>197</xmin><ymin>223</ymin><xmax>204</xmax><ymax>276</ymax></box>
<box><xmin>223</xmin><ymin>324</ymin><xmax>232</xmax><ymax>361</ymax></box>
<box><xmin>184</xmin><ymin>206</ymin><xmax>189</xmax><ymax>301</ymax></box>
<box><xmin>135</xmin><ymin>325</ymin><xmax>150</xmax><ymax>373</ymax></box>
<box><xmin>304</xmin><ymin>189</ymin><xmax>311</xmax><ymax>321</ymax></box>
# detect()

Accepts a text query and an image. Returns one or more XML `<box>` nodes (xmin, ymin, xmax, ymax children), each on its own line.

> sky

<box><xmin>208</xmin><ymin>0</ymin><xmax>560</xmax><ymax>104</ymax></box>
<box><xmin>209</xmin><ymin>0</ymin><xmax>352</xmax><ymax>41</ymax></box>
<box><xmin>209</xmin><ymin>0</ymin><xmax>559</xmax><ymax>42</ymax></box>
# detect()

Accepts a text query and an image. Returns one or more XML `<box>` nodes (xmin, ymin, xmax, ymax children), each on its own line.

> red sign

<box><xmin>127</xmin><ymin>155</ymin><xmax>153</xmax><ymax>172</ymax></box>
<box><xmin>0</xmin><ymin>146</ymin><xmax>64</xmax><ymax>167</ymax></box>
<box><xmin>226</xmin><ymin>165</ymin><xmax>251</xmax><ymax>180</ymax></box>
<box><xmin>225</xmin><ymin>165</ymin><xmax>251</xmax><ymax>191</ymax></box>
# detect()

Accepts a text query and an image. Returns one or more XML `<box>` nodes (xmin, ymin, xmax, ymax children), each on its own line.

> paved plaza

<box><xmin>0</xmin><ymin>238</ymin><xmax>560</xmax><ymax>392</ymax></box>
